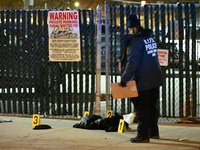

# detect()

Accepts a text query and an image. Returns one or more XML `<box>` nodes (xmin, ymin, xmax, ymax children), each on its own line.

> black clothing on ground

<box><xmin>73</xmin><ymin>113</ymin><xmax>128</xmax><ymax>132</ymax></box>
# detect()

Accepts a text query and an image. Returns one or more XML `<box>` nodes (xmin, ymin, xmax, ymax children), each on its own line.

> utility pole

<box><xmin>95</xmin><ymin>5</ymin><xmax>102</xmax><ymax>116</ymax></box>
<box><xmin>24</xmin><ymin>0</ymin><xmax>28</xmax><ymax>9</ymax></box>
<box><xmin>43</xmin><ymin>0</ymin><xmax>47</xmax><ymax>9</ymax></box>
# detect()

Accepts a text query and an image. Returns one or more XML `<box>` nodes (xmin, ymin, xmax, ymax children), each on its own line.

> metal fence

<box><xmin>0</xmin><ymin>3</ymin><xmax>200</xmax><ymax>120</ymax></box>
<box><xmin>102</xmin><ymin>3</ymin><xmax>200</xmax><ymax>120</ymax></box>
<box><xmin>0</xmin><ymin>9</ymin><xmax>96</xmax><ymax>118</ymax></box>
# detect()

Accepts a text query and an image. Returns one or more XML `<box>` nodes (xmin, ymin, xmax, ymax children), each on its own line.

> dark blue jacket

<box><xmin>120</xmin><ymin>34</ymin><xmax>134</xmax><ymax>73</ymax></box>
<box><xmin>121</xmin><ymin>29</ymin><xmax>162</xmax><ymax>92</ymax></box>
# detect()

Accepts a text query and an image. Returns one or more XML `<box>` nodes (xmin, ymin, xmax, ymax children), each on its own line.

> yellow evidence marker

<box><xmin>83</xmin><ymin>111</ymin><xmax>89</xmax><ymax>117</ymax></box>
<box><xmin>32</xmin><ymin>114</ymin><xmax>41</xmax><ymax>127</ymax></box>
<box><xmin>118</xmin><ymin>119</ymin><xmax>127</xmax><ymax>133</ymax></box>
<box><xmin>106</xmin><ymin>110</ymin><xmax>113</xmax><ymax>118</ymax></box>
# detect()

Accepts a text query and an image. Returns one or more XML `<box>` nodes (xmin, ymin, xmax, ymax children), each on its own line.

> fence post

<box><xmin>95</xmin><ymin>5</ymin><xmax>102</xmax><ymax>115</ymax></box>
<box><xmin>104</xmin><ymin>2</ymin><xmax>111</xmax><ymax>114</ymax></box>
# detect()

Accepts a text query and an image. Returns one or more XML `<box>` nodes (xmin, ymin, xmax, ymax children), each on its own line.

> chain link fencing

<box><xmin>0</xmin><ymin>3</ymin><xmax>200</xmax><ymax>121</ymax></box>
<box><xmin>105</xmin><ymin>3</ymin><xmax>200</xmax><ymax>121</ymax></box>
<box><xmin>0</xmin><ymin>9</ymin><xmax>96</xmax><ymax>118</ymax></box>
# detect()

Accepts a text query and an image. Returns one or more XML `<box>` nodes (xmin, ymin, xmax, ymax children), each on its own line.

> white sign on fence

<box><xmin>48</xmin><ymin>10</ymin><xmax>81</xmax><ymax>62</ymax></box>
<box><xmin>157</xmin><ymin>49</ymin><xmax>169</xmax><ymax>66</ymax></box>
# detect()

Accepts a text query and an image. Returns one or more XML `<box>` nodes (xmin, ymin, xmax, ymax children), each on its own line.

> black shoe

<box><xmin>150</xmin><ymin>135</ymin><xmax>160</xmax><ymax>139</ymax></box>
<box><xmin>130</xmin><ymin>136</ymin><xmax>149</xmax><ymax>143</ymax></box>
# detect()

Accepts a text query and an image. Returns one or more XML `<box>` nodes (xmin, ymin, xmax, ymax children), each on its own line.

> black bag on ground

<box><xmin>73</xmin><ymin>115</ymin><xmax>103</xmax><ymax>129</ymax></box>
<box><xmin>73</xmin><ymin>112</ymin><xmax>129</xmax><ymax>132</ymax></box>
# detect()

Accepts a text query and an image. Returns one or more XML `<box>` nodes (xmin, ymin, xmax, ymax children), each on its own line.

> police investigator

<box><xmin>120</xmin><ymin>14</ymin><xmax>163</xmax><ymax>143</ymax></box>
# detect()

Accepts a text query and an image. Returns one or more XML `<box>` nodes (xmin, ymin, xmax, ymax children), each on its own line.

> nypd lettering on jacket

<box><xmin>143</xmin><ymin>37</ymin><xmax>157</xmax><ymax>57</ymax></box>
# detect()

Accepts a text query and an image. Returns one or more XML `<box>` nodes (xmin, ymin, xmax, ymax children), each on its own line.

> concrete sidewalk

<box><xmin>0</xmin><ymin>116</ymin><xmax>199</xmax><ymax>150</ymax></box>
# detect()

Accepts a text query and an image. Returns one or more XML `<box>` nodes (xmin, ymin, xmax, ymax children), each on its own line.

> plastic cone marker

<box><xmin>84</xmin><ymin>111</ymin><xmax>89</xmax><ymax>117</ymax></box>
<box><xmin>32</xmin><ymin>114</ymin><xmax>41</xmax><ymax>127</ymax></box>
<box><xmin>118</xmin><ymin>119</ymin><xmax>127</xmax><ymax>133</ymax></box>
<box><xmin>106</xmin><ymin>110</ymin><xmax>113</xmax><ymax>118</ymax></box>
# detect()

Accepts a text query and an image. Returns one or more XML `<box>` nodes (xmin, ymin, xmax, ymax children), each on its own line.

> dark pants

<box><xmin>131</xmin><ymin>87</ymin><xmax>159</xmax><ymax>138</ymax></box>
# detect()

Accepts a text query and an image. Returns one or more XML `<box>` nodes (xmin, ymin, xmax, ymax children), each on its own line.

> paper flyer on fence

<box><xmin>157</xmin><ymin>49</ymin><xmax>169</xmax><ymax>66</ymax></box>
<box><xmin>48</xmin><ymin>10</ymin><xmax>81</xmax><ymax>62</ymax></box>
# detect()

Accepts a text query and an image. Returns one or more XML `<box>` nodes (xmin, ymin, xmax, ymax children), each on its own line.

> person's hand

<box><xmin>120</xmin><ymin>82</ymin><xmax>126</xmax><ymax>87</ymax></box>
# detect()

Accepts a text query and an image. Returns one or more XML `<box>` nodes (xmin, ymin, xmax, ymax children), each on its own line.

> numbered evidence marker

<box><xmin>118</xmin><ymin>119</ymin><xmax>127</xmax><ymax>133</ymax></box>
<box><xmin>83</xmin><ymin>111</ymin><xmax>89</xmax><ymax>117</ymax></box>
<box><xmin>106</xmin><ymin>110</ymin><xmax>113</xmax><ymax>118</ymax></box>
<box><xmin>32</xmin><ymin>114</ymin><xmax>41</xmax><ymax>127</ymax></box>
